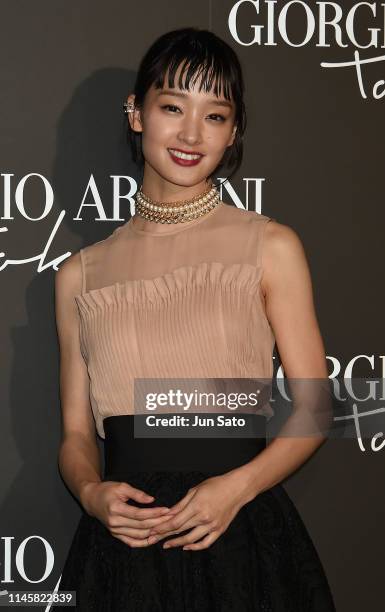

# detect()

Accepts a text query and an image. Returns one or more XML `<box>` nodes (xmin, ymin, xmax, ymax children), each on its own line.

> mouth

<box><xmin>167</xmin><ymin>148</ymin><xmax>204</xmax><ymax>167</ymax></box>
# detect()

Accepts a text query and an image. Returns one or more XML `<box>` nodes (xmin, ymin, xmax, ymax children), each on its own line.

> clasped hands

<box><xmin>84</xmin><ymin>468</ymin><xmax>255</xmax><ymax>551</ymax></box>
<box><xmin>145</xmin><ymin>470</ymin><xmax>252</xmax><ymax>551</ymax></box>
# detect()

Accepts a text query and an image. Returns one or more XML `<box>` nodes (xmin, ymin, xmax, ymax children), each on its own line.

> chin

<box><xmin>156</xmin><ymin>168</ymin><xmax>211</xmax><ymax>188</ymax></box>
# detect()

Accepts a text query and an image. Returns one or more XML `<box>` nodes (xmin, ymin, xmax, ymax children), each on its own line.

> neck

<box><xmin>141</xmin><ymin>170</ymin><xmax>212</xmax><ymax>205</ymax></box>
<box><xmin>132</xmin><ymin>179</ymin><xmax>219</xmax><ymax>234</ymax></box>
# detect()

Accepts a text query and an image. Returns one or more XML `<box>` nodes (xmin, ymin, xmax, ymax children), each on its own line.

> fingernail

<box><xmin>163</xmin><ymin>543</ymin><xmax>171</xmax><ymax>549</ymax></box>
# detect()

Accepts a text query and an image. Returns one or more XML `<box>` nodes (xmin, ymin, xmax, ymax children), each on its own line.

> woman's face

<box><xmin>127</xmin><ymin>67</ymin><xmax>237</xmax><ymax>190</ymax></box>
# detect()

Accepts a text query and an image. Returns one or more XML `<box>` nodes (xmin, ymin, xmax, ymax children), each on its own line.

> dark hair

<box><xmin>126</xmin><ymin>27</ymin><xmax>247</xmax><ymax>188</ymax></box>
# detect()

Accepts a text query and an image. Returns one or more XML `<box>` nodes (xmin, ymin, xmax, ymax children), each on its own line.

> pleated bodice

<box><xmin>74</xmin><ymin>201</ymin><xmax>276</xmax><ymax>439</ymax></box>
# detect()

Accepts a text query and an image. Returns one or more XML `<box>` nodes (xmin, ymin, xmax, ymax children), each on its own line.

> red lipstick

<box><xmin>168</xmin><ymin>148</ymin><xmax>204</xmax><ymax>167</ymax></box>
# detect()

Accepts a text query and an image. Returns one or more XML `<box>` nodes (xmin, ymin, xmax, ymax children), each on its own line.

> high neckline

<box><xmin>127</xmin><ymin>200</ymin><xmax>225</xmax><ymax>237</ymax></box>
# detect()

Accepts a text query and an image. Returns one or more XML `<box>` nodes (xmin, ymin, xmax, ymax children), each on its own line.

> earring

<box><xmin>123</xmin><ymin>101</ymin><xmax>135</xmax><ymax>114</ymax></box>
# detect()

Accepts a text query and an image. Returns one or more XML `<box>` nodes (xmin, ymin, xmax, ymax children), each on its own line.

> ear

<box><xmin>126</xmin><ymin>94</ymin><xmax>143</xmax><ymax>133</ymax></box>
<box><xmin>227</xmin><ymin>124</ymin><xmax>237</xmax><ymax>148</ymax></box>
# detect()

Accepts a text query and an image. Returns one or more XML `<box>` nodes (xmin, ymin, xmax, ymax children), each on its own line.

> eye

<box><xmin>161</xmin><ymin>104</ymin><xmax>181</xmax><ymax>113</ymax></box>
<box><xmin>208</xmin><ymin>114</ymin><xmax>226</xmax><ymax>122</ymax></box>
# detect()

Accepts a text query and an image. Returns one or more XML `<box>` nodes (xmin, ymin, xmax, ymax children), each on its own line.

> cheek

<box><xmin>206</xmin><ymin>131</ymin><xmax>233</xmax><ymax>157</ymax></box>
<box><xmin>141</xmin><ymin>115</ymin><xmax>174</xmax><ymax>151</ymax></box>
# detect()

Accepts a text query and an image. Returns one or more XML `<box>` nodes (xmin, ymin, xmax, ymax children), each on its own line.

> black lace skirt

<box><xmin>55</xmin><ymin>416</ymin><xmax>336</xmax><ymax>611</ymax></box>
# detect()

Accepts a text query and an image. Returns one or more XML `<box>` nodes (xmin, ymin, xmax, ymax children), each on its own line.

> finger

<box><xmin>161</xmin><ymin>524</ymin><xmax>212</xmax><ymax>548</ymax></box>
<box><xmin>165</xmin><ymin>488</ymin><xmax>196</xmax><ymax>514</ymax></box>
<box><xmin>109</xmin><ymin>503</ymin><xmax>173</xmax><ymax>521</ymax></box>
<box><xmin>109</xmin><ymin>512</ymin><xmax>182</xmax><ymax>531</ymax></box>
<box><xmin>119</xmin><ymin>504</ymin><xmax>172</xmax><ymax>520</ymax></box>
<box><xmin>131</xmin><ymin>512</ymin><xmax>182</xmax><ymax>529</ymax></box>
<box><xmin>111</xmin><ymin>527</ymin><xmax>150</xmax><ymax>539</ymax></box>
<box><xmin>147</xmin><ymin>517</ymin><xmax>199</xmax><ymax>544</ymax></box>
<box><xmin>111</xmin><ymin>520</ymin><xmax>198</xmax><ymax>544</ymax></box>
<box><xmin>148</xmin><ymin>506</ymin><xmax>198</xmax><ymax>535</ymax></box>
<box><xmin>183</xmin><ymin>531</ymin><xmax>219</xmax><ymax>551</ymax></box>
<box><xmin>112</xmin><ymin>533</ymin><xmax>154</xmax><ymax>548</ymax></box>
<box><xmin>117</xmin><ymin>482</ymin><xmax>155</xmax><ymax>504</ymax></box>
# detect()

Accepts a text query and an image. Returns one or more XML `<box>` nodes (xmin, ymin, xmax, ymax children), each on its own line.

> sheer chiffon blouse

<box><xmin>74</xmin><ymin>201</ymin><xmax>276</xmax><ymax>439</ymax></box>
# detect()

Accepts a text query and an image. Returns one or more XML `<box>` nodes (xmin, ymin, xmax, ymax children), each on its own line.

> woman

<box><xmin>54</xmin><ymin>27</ymin><xmax>336</xmax><ymax>611</ymax></box>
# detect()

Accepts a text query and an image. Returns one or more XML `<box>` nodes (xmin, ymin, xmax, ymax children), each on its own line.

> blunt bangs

<box><xmin>153</xmin><ymin>53</ymin><xmax>235</xmax><ymax>102</ymax></box>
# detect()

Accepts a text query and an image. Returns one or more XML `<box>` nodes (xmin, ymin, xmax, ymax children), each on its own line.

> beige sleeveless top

<box><xmin>74</xmin><ymin>201</ymin><xmax>276</xmax><ymax>439</ymax></box>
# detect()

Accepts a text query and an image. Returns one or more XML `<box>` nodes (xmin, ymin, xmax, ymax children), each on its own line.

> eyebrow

<box><xmin>157</xmin><ymin>89</ymin><xmax>234</xmax><ymax>109</ymax></box>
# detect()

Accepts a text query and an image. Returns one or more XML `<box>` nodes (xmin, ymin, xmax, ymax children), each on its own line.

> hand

<box><xmin>147</xmin><ymin>470</ymin><xmax>253</xmax><ymax>551</ymax></box>
<box><xmin>80</xmin><ymin>481</ymin><xmax>177</xmax><ymax>548</ymax></box>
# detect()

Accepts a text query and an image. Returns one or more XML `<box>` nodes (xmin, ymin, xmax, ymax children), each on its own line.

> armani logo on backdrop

<box><xmin>228</xmin><ymin>0</ymin><xmax>385</xmax><ymax>100</ymax></box>
<box><xmin>0</xmin><ymin>173</ymin><xmax>263</xmax><ymax>274</ymax></box>
<box><xmin>217</xmin><ymin>177</ymin><xmax>264</xmax><ymax>213</ymax></box>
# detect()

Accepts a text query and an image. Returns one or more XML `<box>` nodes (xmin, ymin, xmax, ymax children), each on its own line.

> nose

<box><xmin>177</xmin><ymin>113</ymin><xmax>203</xmax><ymax>146</ymax></box>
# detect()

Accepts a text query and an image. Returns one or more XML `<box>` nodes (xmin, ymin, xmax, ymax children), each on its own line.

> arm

<box><xmin>147</xmin><ymin>221</ymin><xmax>332</xmax><ymax>550</ymax></box>
<box><xmin>55</xmin><ymin>254</ymin><xmax>172</xmax><ymax>543</ymax></box>
<box><xmin>234</xmin><ymin>220</ymin><xmax>330</xmax><ymax>501</ymax></box>
<box><xmin>54</xmin><ymin>252</ymin><xmax>102</xmax><ymax>513</ymax></box>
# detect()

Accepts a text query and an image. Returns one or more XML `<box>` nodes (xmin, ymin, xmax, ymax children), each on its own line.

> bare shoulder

<box><xmin>264</xmin><ymin>219</ymin><xmax>305</xmax><ymax>256</ymax></box>
<box><xmin>261</xmin><ymin>220</ymin><xmax>309</xmax><ymax>294</ymax></box>
<box><xmin>55</xmin><ymin>250</ymin><xmax>83</xmax><ymax>299</ymax></box>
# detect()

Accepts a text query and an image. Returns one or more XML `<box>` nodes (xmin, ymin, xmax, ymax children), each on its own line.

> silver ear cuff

<box><xmin>123</xmin><ymin>101</ymin><xmax>135</xmax><ymax>114</ymax></box>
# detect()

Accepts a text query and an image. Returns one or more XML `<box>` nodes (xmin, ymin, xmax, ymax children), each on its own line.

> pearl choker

<box><xmin>134</xmin><ymin>184</ymin><xmax>220</xmax><ymax>224</ymax></box>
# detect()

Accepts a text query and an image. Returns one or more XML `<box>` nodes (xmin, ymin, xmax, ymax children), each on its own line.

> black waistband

<box><xmin>103</xmin><ymin>414</ymin><xmax>267</xmax><ymax>477</ymax></box>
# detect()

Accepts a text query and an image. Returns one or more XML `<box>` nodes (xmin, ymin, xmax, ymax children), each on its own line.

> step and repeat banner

<box><xmin>1</xmin><ymin>1</ymin><xmax>384</xmax><ymax>610</ymax></box>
